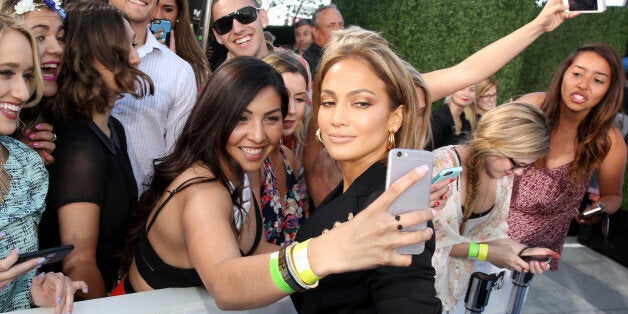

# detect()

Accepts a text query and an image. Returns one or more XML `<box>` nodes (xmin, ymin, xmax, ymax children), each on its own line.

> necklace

<box><xmin>0</xmin><ymin>145</ymin><xmax>11</xmax><ymax>204</ymax></box>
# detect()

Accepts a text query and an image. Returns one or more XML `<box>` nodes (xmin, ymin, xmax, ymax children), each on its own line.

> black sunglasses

<box><xmin>508</xmin><ymin>157</ymin><xmax>533</xmax><ymax>170</ymax></box>
<box><xmin>213</xmin><ymin>6</ymin><xmax>260</xmax><ymax>35</ymax></box>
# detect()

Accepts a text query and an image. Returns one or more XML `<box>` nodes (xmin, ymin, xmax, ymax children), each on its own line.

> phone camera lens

<box><xmin>396</xmin><ymin>151</ymin><xmax>402</xmax><ymax>157</ymax></box>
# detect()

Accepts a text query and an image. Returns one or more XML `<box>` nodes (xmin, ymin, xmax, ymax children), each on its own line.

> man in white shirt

<box><xmin>109</xmin><ymin>0</ymin><xmax>197</xmax><ymax>194</ymax></box>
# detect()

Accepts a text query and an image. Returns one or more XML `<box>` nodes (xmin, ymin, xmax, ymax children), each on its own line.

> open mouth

<box><xmin>128</xmin><ymin>0</ymin><xmax>147</xmax><ymax>5</ymax></box>
<box><xmin>41</xmin><ymin>62</ymin><xmax>59</xmax><ymax>82</ymax></box>
<box><xmin>235</xmin><ymin>35</ymin><xmax>252</xmax><ymax>45</ymax></box>
<box><xmin>0</xmin><ymin>102</ymin><xmax>21</xmax><ymax>119</ymax></box>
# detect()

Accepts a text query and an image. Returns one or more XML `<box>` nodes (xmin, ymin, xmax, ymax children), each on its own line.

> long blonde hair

<box><xmin>460</xmin><ymin>102</ymin><xmax>550</xmax><ymax>233</ymax></box>
<box><xmin>0</xmin><ymin>13</ymin><xmax>43</xmax><ymax>108</ymax></box>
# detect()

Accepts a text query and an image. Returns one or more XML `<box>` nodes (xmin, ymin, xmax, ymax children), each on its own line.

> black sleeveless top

<box><xmin>134</xmin><ymin>176</ymin><xmax>263</xmax><ymax>289</ymax></box>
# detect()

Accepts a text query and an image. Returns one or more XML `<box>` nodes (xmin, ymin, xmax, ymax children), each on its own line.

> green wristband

<box><xmin>269</xmin><ymin>252</ymin><xmax>295</xmax><ymax>294</ymax></box>
<box><xmin>468</xmin><ymin>242</ymin><xmax>480</xmax><ymax>259</ymax></box>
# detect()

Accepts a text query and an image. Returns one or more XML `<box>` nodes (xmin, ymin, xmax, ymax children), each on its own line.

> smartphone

<box><xmin>521</xmin><ymin>254</ymin><xmax>553</xmax><ymax>264</ymax></box>
<box><xmin>581</xmin><ymin>206</ymin><xmax>604</xmax><ymax>217</ymax></box>
<box><xmin>563</xmin><ymin>0</ymin><xmax>606</xmax><ymax>13</ymax></box>
<box><xmin>16</xmin><ymin>244</ymin><xmax>74</xmax><ymax>265</ymax></box>
<box><xmin>150</xmin><ymin>19</ymin><xmax>172</xmax><ymax>46</ymax></box>
<box><xmin>431</xmin><ymin>166</ymin><xmax>463</xmax><ymax>184</ymax></box>
<box><xmin>385</xmin><ymin>148</ymin><xmax>433</xmax><ymax>255</ymax></box>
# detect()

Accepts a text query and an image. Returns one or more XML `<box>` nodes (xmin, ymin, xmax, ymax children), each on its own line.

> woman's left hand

<box><xmin>30</xmin><ymin>272</ymin><xmax>88</xmax><ymax>314</ymax></box>
<box><xmin>20</xmin><ymin>123</ymin><xmax>56</xmax><ymax>166</ymax></box>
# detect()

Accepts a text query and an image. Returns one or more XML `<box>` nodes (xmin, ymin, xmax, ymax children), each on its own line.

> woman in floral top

<box><xmin>431</xmin><ymin>103</ymin><xmax>557</xmax><ymax>312</ymax></box>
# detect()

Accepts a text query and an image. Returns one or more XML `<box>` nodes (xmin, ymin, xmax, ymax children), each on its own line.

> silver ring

<box><xmin>52</xmin><ymin>133</ymin><xmax>57</xmax><ymax>142</ymax></box>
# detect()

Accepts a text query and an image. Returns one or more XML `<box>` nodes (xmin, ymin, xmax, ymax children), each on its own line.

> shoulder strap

<box><xmin>145</xmin><ymin>176</ymin><xmax>217</xmax><ymax>233</ymax></box>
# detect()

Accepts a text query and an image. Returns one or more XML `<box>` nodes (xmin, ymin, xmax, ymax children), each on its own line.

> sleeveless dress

<box><xmin>507</xmin><ymin>163</ymin><xmax>589</xmax><ymax>270</ymax></box>
<box><xmin>260</xmin><ymin>149</ymin><xmax>308</xmax><ymax>247</ymax></box>
<box><xmin>0</xmin><ymin>136</ymin><xmax>48</xmax><ymax>311</ymax></box>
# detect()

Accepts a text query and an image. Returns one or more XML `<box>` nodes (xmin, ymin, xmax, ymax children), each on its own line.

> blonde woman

<box><xmin>465</xmin><ymin>76</ymin><xmax>499</xmax><ymax>130</ymax></box>
<box><xmin>431</xmin><ymin>102</ymin><xmax>558</xmax><ymax>312</ymax></box>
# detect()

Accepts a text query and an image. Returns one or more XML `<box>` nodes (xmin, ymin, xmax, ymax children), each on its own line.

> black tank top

<box><xmin>134</xmin><ymin>176</ymin><xmax>263</xmax><ymax>289</ymax></box>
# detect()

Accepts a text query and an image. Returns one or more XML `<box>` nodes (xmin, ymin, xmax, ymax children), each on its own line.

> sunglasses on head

<box><xmin>213</xmin><ymin>6</ymin><xmax>260</xmax><ymax>35</ymax></box>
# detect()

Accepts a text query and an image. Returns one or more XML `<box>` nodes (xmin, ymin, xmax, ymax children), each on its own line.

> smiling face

<box><xmin>0</xmin><ymin>30</ymin><xmax>35</xmax><ymax>135</ymax></box>
<box><xmin>281</xmin><ymin>72</ymin><xmax>307</xmax><ymax>137</ymax></box>
<box><xmin>475</xmin><ymin>85</ymin><xmax>497</xmax><ymax>114</ymax></box>
<box><xmin>152</xmin><ymin>0</ymin><xmax>179</xmax><ymax>25</ymax></box>
<box><xmin>23</xmin><ymin>9</ymin><xmax>63</xmax><ymax>97</ymax></box>
<box><xmin>212</xmin><ymin>0</ymin><xmax>269</xmax><ymax>59</ymax></box>
<box><xmin>560</xmin><ymin>51</ymin><xmax>611</xmax><ymax>115</ymax></box>
<box><xmin>318</xmin><ymin>57</ymin><xmax>403</xmax><ymax>175</ymax></box>
<box><xmin>227</xmin><ymin>86</ymin><xmax>283</xmax><ymax>172</ymax></box>
<box><xmin>109</xmin><ymin>0</ymin><xmax>157</xmax><ymax>26</ymax></box>
<box><xmin>449</xmin><ymin>85</ymin><xmax>476</xmax><ymax>108</ymax></box>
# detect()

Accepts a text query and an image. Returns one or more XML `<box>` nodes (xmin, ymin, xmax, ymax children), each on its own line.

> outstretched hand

<box><xmin>308</xmin><ymin>165</ymin><xmax>434</xmax><ymax>277</ymax></box>
<box><xmin>535</xmin><ymin>0</ymin><xmax>581</xmax><ymax>32</ymax></box>
<box><xmin>30</xmin><ymin>272</ymin><xmax>88</xmax><ymax>314</ymax></box>
<box><xmin>0</xmin><ymin>233</ymin><xmax>43</xmax><ymax>291</ymax></box>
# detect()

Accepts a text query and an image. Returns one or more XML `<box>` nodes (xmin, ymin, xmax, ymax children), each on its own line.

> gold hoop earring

<box><xmin>316</xmin><ymin>128</ymin><xmax>323</xmax><ymax>144</ymax></box>
<box><xmin>388</xmin><ymin>130</ymin><xmax>396</xmax><ymax>150</ymax></box>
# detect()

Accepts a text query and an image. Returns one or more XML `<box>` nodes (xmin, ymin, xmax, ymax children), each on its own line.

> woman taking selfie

<box><xmin>111</xmin><ymin>57</ymin><xmax>434</xmax><ymax>311</ymax></box>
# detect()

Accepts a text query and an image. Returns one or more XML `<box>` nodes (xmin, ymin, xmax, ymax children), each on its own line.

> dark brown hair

<box><xmin>51</xmin><ymin>1</ymin><xmax>153</xmax><ymax>123</ymax></box>
<box><xmin>541</xmin><ymin>43</ymin><xmax>624</xmax><ymax>183</ymax></box>
<box><xmin>171</xmin><ymin>0</ymin><xmax>210</xmax><ymax>88</ymax></box>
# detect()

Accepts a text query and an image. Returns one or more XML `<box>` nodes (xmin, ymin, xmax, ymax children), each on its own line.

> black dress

<box><xmin>39</xmin><ymin>117</ymin><xmax>137</xmax><ymax>292</ymax></box>
<box><xmin>430</xmin><ymin>105</ymin><xmax>472</xmax><ymax>150</ymax></box>
<box><xmin>291</xmin><ymin>162</ymin><xmax>442</xmax><ymax>314</ymax></box>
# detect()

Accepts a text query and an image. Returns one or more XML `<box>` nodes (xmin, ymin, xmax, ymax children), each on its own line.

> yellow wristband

<box><xmin>292</xmin><ymin>239</ymin><xmax>321</xmax><ymax>285</ymax></box>
<box><xmin>477</xmin><ymin>244</ymin><xmax>489</xmax><ymax>261</ymax></box>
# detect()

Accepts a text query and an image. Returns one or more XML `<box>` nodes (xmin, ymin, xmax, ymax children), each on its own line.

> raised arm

<box><xmin>423</xmin><ymin>0</ymin><xmax>579</xmax><ymax>101</ymax></box>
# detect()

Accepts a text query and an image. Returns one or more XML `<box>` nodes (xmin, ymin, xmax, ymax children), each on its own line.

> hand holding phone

<box><xmin>17</xmin><ymin>245</ymin><xmax>74</xmax><ymax>265</ymax></box>
<box><xmin>386</xmin><ymin>149</ymin><xmax>433</xmax><ymax>255</ymax></box>
<box><xmin>150</xmin><ymin>19</ymin><xmax>172</xmax><ymax>46</ymax></box>
<box><xmin>432</xmin><ymin>166</ymin><xmax>462</xmax><ymax>184</ymax></box>
<box><xmin>563</xmin><ymin>0</ymin><xmax>606</xmax><ymax>13</ymax></box>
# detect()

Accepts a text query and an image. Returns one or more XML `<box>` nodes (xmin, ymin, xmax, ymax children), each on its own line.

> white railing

<box><xmin>12</xmin><ymin>287</ymin><xmax>298</xmax><ymax>314</ymax></box>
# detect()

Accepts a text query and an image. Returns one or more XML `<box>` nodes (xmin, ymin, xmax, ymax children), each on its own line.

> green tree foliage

<box><xmin>333</xmin><ymin>0</ymin><xmax>627</xmax><ymax>108</ymax></box>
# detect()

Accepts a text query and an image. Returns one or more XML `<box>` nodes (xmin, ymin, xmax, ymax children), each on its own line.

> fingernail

<box><xmin>82</xmin><ymin>287</ymin><xmax>88</xmax><ymax>293</ymax></box>
<box><xmin>449</xmin><ymin>179</ymin><xmax>455</xmax><ymax>183</ymax></box>
<box><xmin>56</xmin><ymin>297</ymin><xmax>61</xmax><ymax>305</ymax></box>
<box><xmin>441</xmin><ymin>194</ymin><xmax>448</xmax><ymax>200</ymax></box>
<box><xmin>35</xmin><ymin>124</ymin><xmax>41</xmax><ymax>130</ymax></box>
<box><xmin>14</xmin><ymin>247</ymin><xmax>20</xmax><ymax>254</ymax></box>
<box><xmin>33</xmin><ymin>142</ymin><xmax>40</xmax><ymax>147</ymax></box>
<box><xmin>37</xmin><ymin>257</ymin><xmax>46</xmax><ymax>265</ymax></box>
<box><xmin>415</xmin><ymin>164</ymin><xmax>429</xmax><ymax>175</ymax></box>
<box><xmin>28</xmin><ymin>133</ymin><xmax>35</xmax><ymax>139</ymax></box>
<box><xmin>44</xmin><ymin>152</ymin><xmax>50</xmax><ymax>158</ymax></box>
<box><xmin>38</xmin><ymin>272</ymin><xmax>45</xmax><ymax>279</ymax></box>
<box><xmin>434</xmin><ymin>201</ymin><xmax>441</xmax><ymax>206</ymax></box>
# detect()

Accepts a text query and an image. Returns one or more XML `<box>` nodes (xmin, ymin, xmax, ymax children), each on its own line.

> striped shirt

<box><xmin>113</xmin><ymin>29</ymin><xmax>197</xmax><ymax>195</ymax></box>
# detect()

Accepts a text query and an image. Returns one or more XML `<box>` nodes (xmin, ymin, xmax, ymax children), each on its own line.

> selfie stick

<box><xmin>507</xmin><ymin>271</ymin><xmax>534</xmax><ymax>314</ymax></box>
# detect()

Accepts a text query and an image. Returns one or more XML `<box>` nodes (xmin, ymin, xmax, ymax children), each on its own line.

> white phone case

<box><xmin>563</xmin><ymin>0</ymin><xmax>606</xmax><ymax>13</ymax></box>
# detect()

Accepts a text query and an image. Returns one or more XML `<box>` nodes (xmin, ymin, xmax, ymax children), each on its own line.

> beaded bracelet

<box><xmin>292</xmin><ymin>239</ymin><xmax>321</xmax><ymax>285</ymax></box>
<box><xmin>468</xmin><ymin>242</ymin><xmax>480</xmax><ymax>259</ymax></box>
<box><xmin>269</xmin><ymin>252</ymin><xmax>295</xmax><ymax>294</ymax></box>
<box><xmin>278</xmin><ymin>245</ymin><xmax>302</xmax><ymax>292</ymax></box>
<box><xmin>477</xmin><ymin>243</ymin><xmax>489</xmax><ymax>261</ymax></box>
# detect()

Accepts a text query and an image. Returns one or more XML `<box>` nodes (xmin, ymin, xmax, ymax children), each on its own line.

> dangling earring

<box><xmin>316</xmin><ymin>128</ymin><xmax>324</xmax><ymax>145</ymax></box>
<box><xmin>387</xmin><ymin>130</ymin><xmax>396</xmax><ymax>150</ymax></box>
